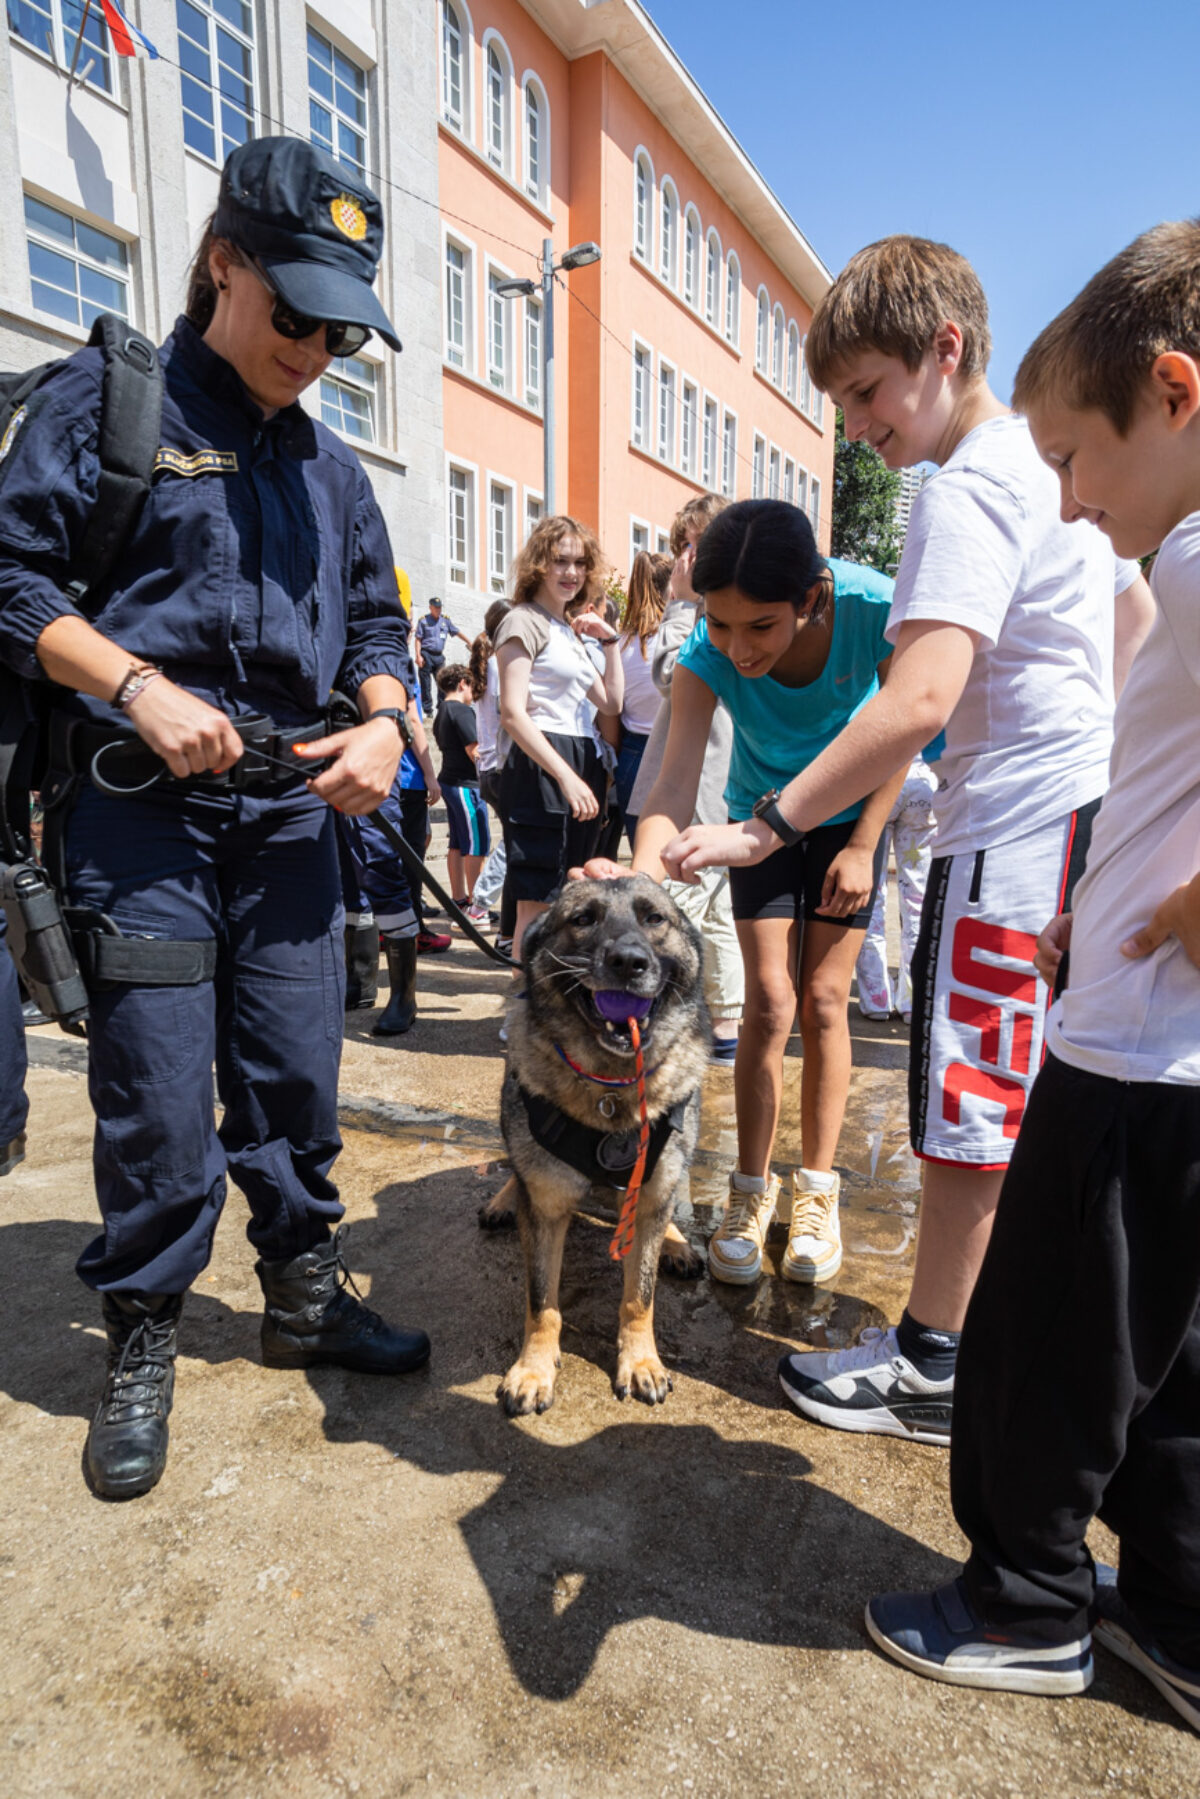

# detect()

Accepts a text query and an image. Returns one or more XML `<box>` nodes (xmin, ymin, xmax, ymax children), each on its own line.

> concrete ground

<box><xmin>3</xmin><ymin>882</ymin><xmax>1197</xmax><ymax>1797</ymax></box>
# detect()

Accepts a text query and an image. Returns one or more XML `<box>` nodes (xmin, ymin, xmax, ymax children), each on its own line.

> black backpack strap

<box><xmin>64</xmin><ymin>314</ymin><xmax>162</xmax><ymax>603</ymax></box>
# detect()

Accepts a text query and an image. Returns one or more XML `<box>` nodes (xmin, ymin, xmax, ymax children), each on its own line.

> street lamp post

<box><xmin>495</xmin><ymin>238</ymin><xmax>600</xmax><ymax>518</ymax></box>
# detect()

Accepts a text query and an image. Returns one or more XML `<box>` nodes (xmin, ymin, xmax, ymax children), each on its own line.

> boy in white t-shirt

<box><xmin>661</xmin><ymin>237</ymin><xmax>1155</xmax><ymax>1439</ymax></box>
<box><xmin>863</xmin><ymin>219</ymin><xmax>1200</xmax><ymax>1727</ymax></box>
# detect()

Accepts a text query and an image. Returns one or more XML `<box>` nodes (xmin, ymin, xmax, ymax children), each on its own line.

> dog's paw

<box><xmin>478</xmin><ymin>1178</ymin><xmax>517</xmax><ymax>1232</ymax></box>
<box><xmin>498</xmin><ymin>1358</ymin><xmax>558</xmax><ymax>1417</ymax></box>
<box><xmin>658</xmin><ymin>1234</ymin><xmax>705</xmax><ymax>1279</ymax></box>
<box><xmin>614</xmin><ymin>1345</ymin><xmax>673</xmax><ymax>1407</ymax></box>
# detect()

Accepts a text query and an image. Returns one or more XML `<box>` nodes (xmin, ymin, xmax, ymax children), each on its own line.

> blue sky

<box><xmin>641</xmin><ymin>0</ymin><xmax>1199</xmax><ymax>400</ymax></box>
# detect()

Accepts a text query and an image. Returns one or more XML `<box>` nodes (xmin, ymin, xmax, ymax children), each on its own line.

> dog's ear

<box><xmin>519</xmin><ymin>909</ymin><xmax>549</xmax><ymax>970</ymax></box>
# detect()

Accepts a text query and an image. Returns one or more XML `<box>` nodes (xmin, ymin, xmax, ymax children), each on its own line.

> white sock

<box><xmin>731</xmin><ymin>1171</ymin><xmax>766</xmax><ymax>1194</ymax></box>
<box><xmin>798</xmin><ymin>1166</ymin><xmax>836</xmax><ymax>1192</ymax></box>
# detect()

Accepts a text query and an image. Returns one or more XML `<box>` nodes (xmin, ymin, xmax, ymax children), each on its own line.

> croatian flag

<box><xmin>99</xmin><ymin>0</ymin><xmax>160</xmax><ymax>59</ymax></box>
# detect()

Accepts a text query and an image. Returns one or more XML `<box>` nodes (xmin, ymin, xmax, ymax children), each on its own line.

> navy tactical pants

<box><xmin>65</xmin><ymin>782</ymin><xmax>345</xmax><ymax>1294</ymax></box>
<box><xmin>0</xmin><ymin>912</ymin><xmax>29</xmax><ymax>1143</ymax></box>
<box><xmin>336</xmin><ymin>771</ymin><xmax>419</xmax><ymax>937</ymax></box>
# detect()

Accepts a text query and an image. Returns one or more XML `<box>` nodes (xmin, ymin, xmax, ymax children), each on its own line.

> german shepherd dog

<box><xmin>497</xmin><ymin>875</ymin><xmax>709</xmax><ymax>1416</ymax></box>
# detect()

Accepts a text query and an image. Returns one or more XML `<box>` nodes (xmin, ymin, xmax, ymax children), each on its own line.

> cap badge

<box><xmin>330</xmin><ymin>194</ymin><xmax>368</xmax><ymax>242</ymax></box>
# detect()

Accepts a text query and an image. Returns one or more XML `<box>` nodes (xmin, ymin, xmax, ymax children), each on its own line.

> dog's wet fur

<box><xmin>494</xmin><ymin>875</ymin><xmax>709</xmax><ymax>1416</ymax></box>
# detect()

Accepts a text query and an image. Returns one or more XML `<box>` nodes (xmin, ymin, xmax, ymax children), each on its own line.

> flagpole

<box><xmin>66</xmin><ymin>0</ymin><xmax>96</xmax><ymax>87</ymax></box>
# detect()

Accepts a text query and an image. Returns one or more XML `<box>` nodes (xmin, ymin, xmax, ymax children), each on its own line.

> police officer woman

<box><xmin>0</xmin><ymin>139</ymin><xmax>430</xmax><ymax>1500</ymax></box>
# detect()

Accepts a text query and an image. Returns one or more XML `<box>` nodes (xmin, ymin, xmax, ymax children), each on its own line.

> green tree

<box><xmin>830</xmin><ymin>409</ymin><xmax>902</xmax><ymax>572</ymax></box>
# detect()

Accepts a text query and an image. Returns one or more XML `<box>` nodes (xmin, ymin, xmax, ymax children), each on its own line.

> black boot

<box><xmin>373</xmin><ymin>932</ymin><xmax>417</xmax><ymax>1035</ymax></box>
<box><xmin>86</xmin><ymin>1292</ymin><xmax>183</xmax><ymax>1499</ymax></box>
<box><xmin>344</xmin><ymin>919</ymin><xmax>380</xmax><ymax>1011</ymax></box>
<box><xmin>256</xmin><ymin>1226</ymin><xmax>430</xmax><ymax>1374</ymax></box>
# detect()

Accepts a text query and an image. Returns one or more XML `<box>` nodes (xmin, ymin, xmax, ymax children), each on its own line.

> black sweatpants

<box><xmin>952</xmin><ymin>1051</ymin><xmax>1200</xmax><ymax>1664</ymax></box>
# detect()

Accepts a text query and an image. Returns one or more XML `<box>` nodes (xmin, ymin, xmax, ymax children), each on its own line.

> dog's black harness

<box><xmin>507</xmin><ymin>1074</ymin><xmax>696</xmax><ymax>1193</ymax></box>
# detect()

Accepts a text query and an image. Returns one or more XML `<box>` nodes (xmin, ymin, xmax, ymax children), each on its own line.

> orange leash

<box><xmin>609</xmin><ymin>1017</ymin><xmax>651</xmax><ymax>1261</ymax></box>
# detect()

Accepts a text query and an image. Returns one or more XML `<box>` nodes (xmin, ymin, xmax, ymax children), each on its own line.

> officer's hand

<box><xmin>293</xmin><ymin>717</ymin><xmax>401</xmax><ymax>815</ymax></box>
<box><xmin>126</xmin><ymin>677</ymin><xmax>244</xmax><ymax>777</ymax></box>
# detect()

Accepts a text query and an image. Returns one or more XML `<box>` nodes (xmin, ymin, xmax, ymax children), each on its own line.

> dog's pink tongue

<box><xmin>595</xmin><ymin>990</ymin><xmax>652</xmax><ymax>1022</ymax></box>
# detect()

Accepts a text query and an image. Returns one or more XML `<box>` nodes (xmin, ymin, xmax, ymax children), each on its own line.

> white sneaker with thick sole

<box><xmin>781</xmin><ymin>1171</ymin><xmax>842</xmax><ymax>1283</ymax></box>
<box><xmin>707</xmin><ymin>1173</ymin><xmax>781</xmax><ymax>1284</ymax></box>
<box><xmin>778</xmin><ymin>1325</ymin><xmax>953</xmax><ymax>1444</ymax></box>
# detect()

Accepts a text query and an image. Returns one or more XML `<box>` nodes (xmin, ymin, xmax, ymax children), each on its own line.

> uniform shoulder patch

<box><xmin>0</xmin><ymin>405</ymin><xmax>28</xmax><ymax>467</ymax></box>
<box><xmin>154</xmin><ymin>446</ymin><xmax>239</xmax><ymax>477</ymax></box>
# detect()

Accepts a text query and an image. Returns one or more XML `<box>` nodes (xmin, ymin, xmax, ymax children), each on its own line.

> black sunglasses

<box><xmin>250</xmin><ymin>260</ymin><xmax>371</xmax><ymax>358</ymax></box>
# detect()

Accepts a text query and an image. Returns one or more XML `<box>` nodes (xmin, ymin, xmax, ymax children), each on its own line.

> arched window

<box><xmin>483</xmin><ymin>34</ymin><xmax>512</xmax><ymax>174</ymax></box>
<box><xmin>522</xmin><ymin>76</ymin><xmax>549</xmax><ymax>205</ymax></box>
<box><xmin>787</xmin><ymin>321</ymin><xmax>799</xmax><ymax>402</ymax></box>
<box><xmin>683</xmin><ymin>205</ymin><xmax>701</xmax><ymax>308</ymax></box>
<box><xmin>772</xmin><ymin>304</ymin><xmax>785</xmax><ymax>386</ymax></box>
<box><xmin>633</xmin><ymin>149</ymin><xmax>654</xmax><ymax>261</ymax></box>
<box><xmin>705</xmin><ymin>229</ymin><xmax>721</xmax><ymax>325</ymax></box>
<box><xmin>801</xmin><ymin>334</ymin><xmax>813</xmax><ymax>414</ymax></box>
<box><xmin>756</xmin><ymin>287</ymin><xmax>770</xmax><ymax>371</ymax></box>
<box><xmin>725</xmin><ymin>251</ymin><xmax>740</xmax><ymax>346</ymax></box>
<box><xmin>660</xmin><ymin>179</ymin><xmax>679</xmax><ymax>288</ymax></box>
<box><xmin>440</xmin><ymin>0</ymin><xmax>467</xmax><ymax>133</ymax></box>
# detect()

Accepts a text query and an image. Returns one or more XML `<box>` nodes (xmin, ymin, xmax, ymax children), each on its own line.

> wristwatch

<box><xmin>366</xmin><ymin>706</ymin><xmax>412</xmax><ymax>746</ymax></box>
<box><xmin>751</xmin><ymin>788</ymin><xmax>803</xmax><ymax>847</ymax></box>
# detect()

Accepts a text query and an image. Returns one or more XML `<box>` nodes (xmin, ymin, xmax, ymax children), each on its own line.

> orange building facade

<box><xmin>437</xmin><ymin>0</ymin><xmax>832</xmax><ymax>622</ymax></box>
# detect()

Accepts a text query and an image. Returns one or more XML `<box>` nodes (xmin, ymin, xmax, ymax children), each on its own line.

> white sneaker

<box><xmin>778</xmin><ymin>1327</ymin><xmax>953</xmax><ymax>1445</ymax></box>
<box><xmin>781</xmin><ymin>1171</ymin><xmax>842</xmax><ymax>1284</ymax></box>
<box><xmin>707</xmin><ymin>1173</ymin><xmax>781</xmax><ymax>1285</ymax></box>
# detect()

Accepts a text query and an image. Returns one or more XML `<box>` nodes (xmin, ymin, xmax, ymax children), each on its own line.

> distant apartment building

<box><xmin>893</xmin><ymin>464</ymin><xmax>927</xmax><ymax>548</ymax></box>
<box><xmin>437</xmin><ymin>0</ymin><xmax>833</xmax><ymax>628</ymax></box>
<box><xmin>0</xmin><ymin>0</ymin><xmax>444</xmax><ymax>604</ymax></box>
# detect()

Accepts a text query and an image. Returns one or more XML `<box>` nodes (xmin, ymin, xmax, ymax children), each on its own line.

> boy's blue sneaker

<box><xmin>1093</xmin><ymin>1564</ymin><xmax>1200</xmax><ymax>1733</ymax></box>
<box><xmin>865</xmin><ymin>1578</ymin><xmax>1093</xmax><ymax>1695</ymax></box>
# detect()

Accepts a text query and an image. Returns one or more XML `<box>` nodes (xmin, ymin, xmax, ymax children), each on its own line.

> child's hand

<box><xmin>571</xmin><ymin>858</ymin><xmax>625</xmax><ymax>882</ymax></box>
<box><xmin>816</xmin><ymin>845</ymin><xmax>875</xmax><ymax>918</ymax></box>
<box><xmin>1034</xmin><ymin>912</ymin><xmax>1072</xmax><ymax>986</ymax></box>
<box><xmin>1121</xmin><ymin>872</ymin><xmax>1200</xmax><ymax>969</ymax></box>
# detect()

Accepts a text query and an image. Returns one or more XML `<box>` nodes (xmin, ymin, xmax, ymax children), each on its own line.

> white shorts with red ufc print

<box><xmin>907</xmin><ymin>799</ymin><xmax>1099</xmax><ymax>1169</ymax></box>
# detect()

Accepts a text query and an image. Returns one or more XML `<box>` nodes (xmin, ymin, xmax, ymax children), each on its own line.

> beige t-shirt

<box><xmin>493</xmin><ymin>604</ymin><xmax>598</xmax><ymax>751</ymax></box>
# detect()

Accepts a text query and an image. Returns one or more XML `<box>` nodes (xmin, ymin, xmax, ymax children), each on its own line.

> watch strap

<box><xmin>757</xmin><ymin>797</ymin><xmax>802</xmax><ymax>848</ymax></box>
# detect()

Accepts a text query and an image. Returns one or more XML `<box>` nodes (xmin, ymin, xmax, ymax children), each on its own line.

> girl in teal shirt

<box><xmin>610</xmin><ymin>500</ymin><xmax>907</xmax><ymax>1291</ymax></box>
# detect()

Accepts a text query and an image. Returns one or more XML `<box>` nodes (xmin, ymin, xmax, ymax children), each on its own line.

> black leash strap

<box><xmin>361</xmin><ymin>800</ymin><xmax>515</xmax><ymax>969</ymax></box>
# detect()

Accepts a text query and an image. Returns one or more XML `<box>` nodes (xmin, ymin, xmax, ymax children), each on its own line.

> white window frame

<box><xmin>630</xmin><ymin>518</ymin><xmax>651</xmax><ymax>565</ymax></box>
<box><xmin>755</xmin><ymin>288</ymin><xmax>770</xmax><ymax>373</ymax></box>
<box><xmin>752</xmin><ymin>431</ymin><xmax>766</xmax><ymax>498</ymax></box>
<box><xmin>24</xmin><ymin>194</ymin><xmax>130</xmax><ymax>331</ymax></box>
<box><xmin>631</xmin><ymin>336</ymin><xmax>652</xmax><ymax>450</ymax></box>
<box><xmin>680</xmin><ymin>376</ymin><xmax>698</xmax><ymax>478</ymax></box>
<box><xmin>523</xmin><ymin>293</ymin><xmax>542</xmax><ymax>412</ymax></box>
<box><xmin>319</xmin><ymin>353</ymin><xmax>378</xmax><ymax>445</ymax></box>
<box><xmin>177</xmin><ymin>0</ymin><xmax>256</xmax><ymax>165</ymax></box>
<box><xmin>801</xmin><ymin>335</ymin><xmax>813</xmax><ymax>416</ymax></box>
<box><xmin>659</xmin><ymin>178</ymin><xmax>679</xmax><ymax>289</ymax></box>
<box><xmin>786</xmin><ymin>322</ymin><xmax>800</xmax><ymax>404</ymax></box>
<box><xmin>486</xmin><ymin>260</ymin><xmax>514</xmax><ymax>394</ymax></box>
<box><xmin>657</xmin><ymin>355</ymin><xmax>677</xmax><ymax>466</ymax></box>
<box><xmin>307</xmin><ymin>24</ymin><xmax>369</xmax><ymax>179</ymax></box>
<box><xmin>655</xmin><ymin>529</ymin><xmax>671</xmax><ymax>557</ymax></box>
<box><xmin>446</xmin><ymin>458</ymin><xmax>478</xmax><ymax>588</ymax></box>
<box><xmin>809</xmin><ymin>475</ymin><xmax>822</xmax><ymax>533</ymax></box>
<box><xmin>768</xmin><ymin>442</ymin><xmax>782</xmax><ymax>499</ymax></box>
<box><xmin>722</xmin><ymin>408</ymin><xmax>738</xmax><ymax>499</ymax></box>
<box><xmin>487</xmin><ymin>474</ymin><xmax>516</xmax><ymax>595</ymax></box>
<box><xmin>683</xmin><ymin>205</ymin><xmax>701</xmax><ymax>309</ymax></box>
<box><xmin>440</xmin><ymin>0</ymin><xmax>471</xmax><ymax>136</ymax></box>
<box><xmin>702</xmin><ymin>392</ymin><xmax>719</xmax><ymax>490</ymax></box>
<box><xmin>523</xmin><ymin>488</ymin><xmax>544</xmax><ymax>542</ymax></box>
<box><xmin>443</xmin><ymin>230</ymin><xmax>474</xmax><ymax>372</ymax></box>
<box><xmin>772</xmin><ymin>304</ymin><xmax>786</xmax><ymax>387</ymax></box>
<box><xmin>704</xmin><ymin>229</ymin><xmax>721</xmax><ymax>326</ymax></box>
<box><xmin>795</xmin><ymin>464</ymin><xmax>808</xmax><ymax>515</ymax></box>
<box><xmin>783</xmin><ymin>455</ymin><xmax>795</xmax><ymax>505</ymax></box>
<box><xmin>521</xmin><ymin>73</ymin><xmax>549</xmax><ymax>206</ymax></box>
<box><xmin>481</xmin><ymin>31</ymin><xmax>513</xmax><ymax>175</ymax></box>
<box><xmin>10</xmin><ymin>0</ymin><xmax>113</xmax><ymax>93</ymax></box>
<box><xmin>632</xmin><ymin>147</ymin><xmax>654</xmax><ymax>262</ymax></box>
<box><xmin>725</xmin><ymin>252</ymin><xmax>741</xmax><ymax>348</ymax></box>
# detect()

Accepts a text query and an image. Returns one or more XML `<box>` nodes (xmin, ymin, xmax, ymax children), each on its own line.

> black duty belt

<box><xmin>508</xmin><ymin>1073</ymin><xmax>695</xmax><ymax>1192</ymax></box>
<box><xmin>49</xmin><ymin>711</ymin><xmax>327</xmax><ymax>796</ymax></box>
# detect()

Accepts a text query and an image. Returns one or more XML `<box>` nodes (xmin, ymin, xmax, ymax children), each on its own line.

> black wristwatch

<box><xmin>751</xmin><ymin>788</ymin><xmax>803</xmax><ymax>847</ymax></box>
<box><xmin>367</xmin><ymin>707</ymin><xmax>412</xmax><ymax>746</ymax></box>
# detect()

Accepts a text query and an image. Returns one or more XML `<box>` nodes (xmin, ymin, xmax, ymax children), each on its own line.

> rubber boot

<box><xmin>343</xmin><ymin>920</ymin><xmax>380</xmax><ymax>1011</ymax></box>
<box><xmin>86</xmin><ymin>1292</ymin><xmax>183</xmax><ymax>1499</ymax></box>
<box><xmin>373</xmin><ymin>931</ymin><xmax>417</xmax><ymax>1036</ymax></box>
<box><xmin>256</xmin><ymin>1226</ymin><xmax>430</xmax><ymax>1374</ymax></box>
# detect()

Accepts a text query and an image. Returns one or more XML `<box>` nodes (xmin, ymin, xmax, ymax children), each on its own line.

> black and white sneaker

<box><xmin>778</xmin><ymin>1325</ymin><xmax>952</xmax><ymax>1445</ymax></box>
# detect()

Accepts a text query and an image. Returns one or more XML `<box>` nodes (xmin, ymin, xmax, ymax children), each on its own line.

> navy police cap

<box><xmin>215</xmin><ymin>137</ymin><xmax>401</xmax><ymax>352</ymax></box>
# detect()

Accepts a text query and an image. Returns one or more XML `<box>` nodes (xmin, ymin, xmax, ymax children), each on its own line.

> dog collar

<box><xmin>553</xmin><ymin>1041</ymin><xmax>659</xmax><ymax>1086</ymax></box>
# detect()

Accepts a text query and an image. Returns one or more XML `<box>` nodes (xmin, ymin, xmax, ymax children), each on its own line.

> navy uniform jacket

<box><xmin>0</xmin><ymin>316</ymin><xmax>412</xmax><ymax>728</ymax></box>
<box><xmin>414</xmin><ymin>612</ymin><xmax>460</xmax><ymax>658</ymax></box>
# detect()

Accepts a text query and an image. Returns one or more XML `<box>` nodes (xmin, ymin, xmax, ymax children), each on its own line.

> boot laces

<box><xmin>312</xmin><ymin>1226</ymin><xmax>382</xmax><ymax>1337</ymax></box>
<box><xmin>103</xmin><ymin>1312</ymin><xmax>177</xmax><ymax>1421</ymax></box>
